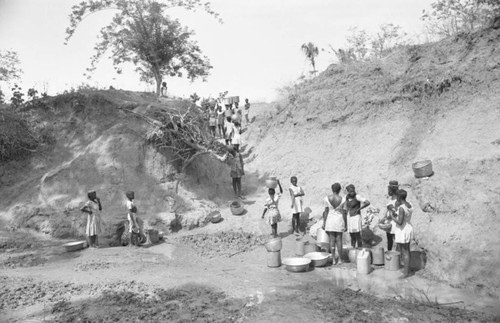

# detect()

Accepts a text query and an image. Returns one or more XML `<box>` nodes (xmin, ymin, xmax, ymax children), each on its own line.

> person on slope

<box><xmin>289</xmin><ymin>176</ymin><xmax>305</xmax><ymax>235</ymax></box>
<box><xmin>80</xmin><ymin>190</ymin><xmax>103</xmax><ymax>248</ymax></box>
<box><xmin>341</xmin><ymin>184</ymin><xmax>370</xmax><ymax>249</ymax></box>
<box><xmin>262</xmin><ymin>179</ymin><xmax>284</xmax><ymax>238</ymax></box>
<box><xmin>231</xmin><ymin>121</ymin><xmax>242</xmax><ymax>152</ymax></box>
<box><xmin>126</xmin><ymin>191</ymin><xmax>140</xmax><ymax>247</ymax></box>
<box><xmin>244</xmin><ymin>98</ymin><xmax>251</xmax><ymax>125</ymax></box>
<box><xmin>322</xmin><ymin>183</ymin><xmax>347</xmax><ymax>265</ymax></box>
<box><xmin>208</xmin><ymin>105</ymin><xmax>217</xmax><ymax>137</ymax></box>
<box><xmin>216</xmin><ymin>146</ymin><xmax>245</xmax><ymax>199</ymax></box>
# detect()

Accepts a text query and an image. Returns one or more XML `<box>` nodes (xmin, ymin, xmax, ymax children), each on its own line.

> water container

<box><xmin>372</xmin><ymin>247</ymin><xmax>385</xmax><ymax>265</ymax></box>
<box><xmin>357</xmin><ymin>248</ymin><xmax>371</xmax><ymax>274</ymax></box>
<box><xmin>316</xmin><ymin>228</ymin><xmax>329</xmax><ymax>246</ymax></box>
<box><xmin>385</xmin><ymin>251</ymin><xmax>401</xmax><ymax>271</ymax></box>
<box><xmin>264</xmin><ymin>237</ymin><xmax>282</xmax><ymax>252</ymax></box>
<box><xmin>341</xmin><ymin>244</ymin><xmax>350</xmax><ymax>261</ymax></box>
<box><xmin>265</xmin><ymin>177</ymin><xmax>278</xmax><ymax>189</ymax></box>
<box><xmin>296</xmin><ymin>238</ymin><xmax>305</xmax><ymax>256</ymax></box>
<box><xmin>267</xmin><ymin>250</ymin><xmax>281</xmax><ymax>267</ymax></box>
<box><xmin>348</xmin><ymin>248</ymin><xmax>360</xmax><ymax>264</ymax></box>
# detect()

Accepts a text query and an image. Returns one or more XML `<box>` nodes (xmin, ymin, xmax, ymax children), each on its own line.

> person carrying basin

<box><xmin>262</xmin><ymin>179</ymin><xmax>284</xmax><ymax>238</ymax></box>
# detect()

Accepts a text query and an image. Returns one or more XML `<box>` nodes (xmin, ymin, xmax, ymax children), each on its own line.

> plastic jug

<box><xmin>348</xmin><ymin>248</ymin><xmax>360</xmax><ymax>264</ymax></box>
<box><xmin>267</xmin><ymin>250</ymin><xmax>281</xmax><ymax>267</ymax></box>
<box><xmin>357</xmin><ymin>248</ymin><xmax>371</xmax><ymax>274</ymax></box>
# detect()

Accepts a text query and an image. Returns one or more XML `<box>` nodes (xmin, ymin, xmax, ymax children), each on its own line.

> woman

<box><xmin>390</xmin><ymin>189</ymin><xmax>414</xmax><ymax>278</ymax></box>
<box><xmin>342</xmin><ymin>184</ymin><xmax>370</xmax><ymax>249</ymax></box>
<box><xmin>262</xmin><ymin>180</ymin><xmax>284</xmax><ymax>238</ymax></box>
<box><xmin>289</xmin><ymin>176</ymin><xmax>305</xmax><ymax>235</ymax></box>
<box><xmin>80</xmin><ymin>190</ymin><xmax>102</xmax><ymax>248</ymax></box>
<box><xmin>322</xmin><ymin>183</ymin><xmax>346</xmax><ymax>265</ymax></box>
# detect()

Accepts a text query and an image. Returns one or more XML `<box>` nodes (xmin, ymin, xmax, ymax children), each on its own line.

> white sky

<box><xmin>0</xmin><ymin>0</ymin><xmax>435</xmax><ymax>102</ymax></box>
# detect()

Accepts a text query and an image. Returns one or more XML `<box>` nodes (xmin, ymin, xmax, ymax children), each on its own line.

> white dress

<box><xmin>265</xmin><ymin>193</ymin><xmax>282</xmax><ymax>225</ymax></box>
<box><xmin>84</xmin><ymin>200</ymin><xmax>102</xmax><ymax>236</ymax></box>
<box><xmin>126</xmin><ymin>200</ymin><xmax>138</xmax><ymax>233</ymax></box>
<box><xmin>394</xmin><ymin>204</ymin><xmax>414</xmax><ymax>243</ymax></box>
<box><xmin>289</xmin><ymin>185</ymin><xmax>304</xmax><ymax>213</ymax></box>
<box><xmin>324</xmin><ymin>196</ymin><xmax>345</xmax><ymax>232</ymax></box>
<box><xmin>343</xmin><ymin>194</ymin><xmax>366</xmax><ymax>233</ymax></box>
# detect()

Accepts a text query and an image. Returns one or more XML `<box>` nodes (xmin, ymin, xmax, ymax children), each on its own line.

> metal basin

<box><xmin>282</xmin><ymin>257</ymin><xmax>311</xmax><ymax>272</ymax></box>
<box><xmin>63</xmin><ymin>241</ymin><xmax>86</xmax><ymax>252</ymax></box>
<box><xmin>303</xmin><ymin>252</ymin><xmax>330</xmax><ymax>267</ymax></box>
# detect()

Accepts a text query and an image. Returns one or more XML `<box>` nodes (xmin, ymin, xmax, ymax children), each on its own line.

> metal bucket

<box><xmin>296</xmin><ymin>238</ymin><xmax>305</xmax><ymax>256</ymax></box>
<box><xmin>372</xmin><ymin>247</ymin><xmax>385</xmax><ymax>265</ymax></box>
<box><xmin>412</xmin><ymin>160</ymin><xmax>433</xmax><ymax>178</ymax></box>
<box><xmin>385</xmin><ymin>251</ymin><xmax>401</xmax><ymax>271</ymax></box>
<box><xmin>267</xmin><ymin>250</ymin><xmax>281</xmax><ymax>267</ymax></box>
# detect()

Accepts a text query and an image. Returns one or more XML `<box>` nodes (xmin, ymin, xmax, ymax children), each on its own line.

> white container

<box><xmin>357</xmin><ymin>248</ymin><xmax>371</xmax><ymax>274</ymax></box>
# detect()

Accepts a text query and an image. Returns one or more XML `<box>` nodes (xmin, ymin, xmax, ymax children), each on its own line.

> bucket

<box><xmin>267</xmin><ymin>250</ymin><xmax>281</xmax><ymax>267</ymax></box>
<box><xmin>147</xmin><ymin>229</ymin><xmax>159</xmax><ymax>244</ymax></box>
<box><xmin>357</xmin><ymin>249</ymin><xmax>372</xmax><ymax>274</ymax></box>
<box><xmin>348</xmin><ymin>248</ymin><xmax>360</xmax><ymax>264</ymax></box>
<box><xmin>372</xmin><ymin>247</ymin><xmax>385</xmax><ymax>265</ymax></box>
<box><xmin>316</xmin><ymin>228</ymin><xmax>329</xmax><ymax>246</ymax></box>
<box><xmin>230</xmin><ymin>201</ymin><xmax>245</xmax><ymax>215</ymax></box>
<box><xmin>264</xmin><ymin>237</ymin><xmax>282</xmax><ymax>252</ymax></box>
<box><xmin>296</xmin><ymin>238</ymin><xmax>305</xmax><ymax>256</ymax></box>
<box><xmin>385</xmin><ymin>251</ymin><xmax>401</xmax><ymax>271</ymax></box>
<box><xmin>412</xmin><ymin>160</ymin><xmax>433</xmax><ymax>178</ymax></box>
<box><xmin>304</xmin><ymin>241</ymin><xmax>319</xmax><ymax>254</ymax></box>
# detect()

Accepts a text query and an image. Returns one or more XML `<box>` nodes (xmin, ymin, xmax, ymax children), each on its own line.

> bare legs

<box><xmin>271</xmin><ymin>223</ymin><xmax>278</xmax><ymax>238</ymax></box>
<box><xmin>399</xmin><ymin>242</ymin><xmax>411</xmax><ymax>278</ymax></box>
<box><xmin>328</xmin><ymin>232</ymin><xmax>343</xmax><ymax>264</ymax></box>
<box><xmin>232</xmin><ymin>177</ymin><xmax>242</xmax><ymax>197</ymax></box>
<box><xmin>349</xmin><ymin>232</ymin><xmax>362</xmax><ymax>248</ymax></box>
<box><xmin>292</xmin><ymin>213</ymin><xmax>300</xmax><ymax>234</ymax></box>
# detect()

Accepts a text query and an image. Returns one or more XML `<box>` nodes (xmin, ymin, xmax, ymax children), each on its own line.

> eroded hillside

<box><xmin>243</xmin><ymin>27</ymin><xmax>500</xmax><ymax>296</ymax></box>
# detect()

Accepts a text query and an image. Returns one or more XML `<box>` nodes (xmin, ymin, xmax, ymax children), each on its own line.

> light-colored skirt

<box><xmin>325</xmin><ymin>210</ymin><xmax>345</xmax><ymax>232</ymax></box>
<box><xmin>86</xmin><ymin>213</ymin><xmax>102</xmax><ymax>236</ymax></box>
<box><xmin>395</xmin><ymin>223</ymin><xmax>413</xmax><ymax>244</ymax></box>
<box><xmin>347</xmin><ymin>214</ymin><xmax>362</xmax><ymax>233</ymax></box>
<box><xmin>266</xmin><ymin>208</ymin><xmax>281</xmax><ymax>225</ymax></box>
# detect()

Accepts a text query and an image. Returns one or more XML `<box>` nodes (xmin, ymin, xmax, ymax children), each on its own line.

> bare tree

<box><xmin>301</xmin><ymin>42</ymin><xmax>319</xmax><ymax>74</ymax></box>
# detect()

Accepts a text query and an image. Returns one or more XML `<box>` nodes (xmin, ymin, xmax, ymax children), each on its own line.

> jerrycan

<box><xmin>356</xmin><ymin>248</ymin><xmax>371</xmax><ymax>275</ymax></box>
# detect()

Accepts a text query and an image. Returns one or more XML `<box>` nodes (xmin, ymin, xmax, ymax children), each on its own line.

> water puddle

<box><xmin>323</xmin><ymin>266</ymin><xmax>500</xmax><ymax>316</ymax></box>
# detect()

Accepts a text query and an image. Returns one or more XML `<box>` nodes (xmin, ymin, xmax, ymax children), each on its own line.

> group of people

<box><xmin>259</xmin><ymin>178</ymin><xmax>414</xmax><ymax>278</ymax></box>
<box><xmin>79</xmin><ymin>190</ymin><xmax>143</xmax><ymax>248</ymax></box>
<box><xmin>207</xmin><ymin>97</ymin><xmax>251</xmax><ymax>152</ymax></box>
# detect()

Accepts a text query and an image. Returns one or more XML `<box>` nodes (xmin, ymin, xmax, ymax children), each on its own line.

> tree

<box><xmin>301</xmin><ymin>42</ymin><xmax>319</xmax><ymax>75</ymax></box>
<box><xmin>371</xmin><ymin>23</ymin><xmax>407</xmax><ymax>58</ymax></box>
<box><xmin>422</xmin><ymin>0</ymin><xmax>498</xmax><ymax>37</ymax></box>
<box><xmin>65</xmin><ymin>0</ymin><xmax>221</xmax><ymax>95</ymax></box>
<box><xmin>346</xmin><ymin>27</ymin><xmax>369</xmax><ymax>60</ymax></box>
<box><xmin>0</xmin><ymin>50</ymin><xmax>23</xmax><ymax>82</ymax></box>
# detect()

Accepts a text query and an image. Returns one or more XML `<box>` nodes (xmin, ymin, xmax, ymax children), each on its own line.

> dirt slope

<box><xmin>243</xmin><ymin>27</ymin><xmax>500</xmax><ymax>296</ymax></box>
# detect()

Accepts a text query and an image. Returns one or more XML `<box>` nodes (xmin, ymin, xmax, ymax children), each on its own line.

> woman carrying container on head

<box><xmin>262</xmin><ymin>180</ymin><xmax>284</xmax><ymax>238</ymax></box>
<box><xmin>215</xmin><ymin>145</ymin><xmax>245</xmax><ymax>199</ymax></box>
<box><xmin>80</xmin><ymin>190</ymin><xmax>102</xmax><ymax>248</ymax></box>
<box><xmin>322</xmin><ymin>183</ymin><xmax>347</xmax><ymax>265</ymax></box>
<box><xmin>389</xmin><ymin>189</ymin><xmax>414</xmax><ymax>279</ymax></box>
<box><xmin>342</xmin><ymin>184</ymin><xmax>370</xmax><ymax>249</ymax></box>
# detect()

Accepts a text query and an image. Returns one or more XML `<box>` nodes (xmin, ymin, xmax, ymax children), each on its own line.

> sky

<box><xmin>0</xmin><ymin>0</ymin><xmax>435</xmax><ymax>102</ymax></box>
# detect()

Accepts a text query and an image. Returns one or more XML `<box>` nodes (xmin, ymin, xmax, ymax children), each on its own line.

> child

<box><xmin>126</xmin><ymin>191</ymin><xmax>140</xmax><ymax>247</ymax></box>
<box><xmin>80</xmin><ymin>190</ymin><xmax>102</xmax><ymax>248</ymax></box>
<box><xmin>208</xmin><ymin>105</ymin><xmax>217</xmax><ymax>137</ymax></box>
<box><xmin>244</xmin><ymin>98</ymin><xmax>250</xmax><ymax>125</ymax></box>
<box><xmin>322</xmin><ymin>183</ymin><xmax>346</xmax><ymax>265</ymax></box>
<box><xmin>289</xmin><ymin>176</ymin><xmax>305</xmax><ymax>235</ymax></box>
<box><xmin>342</xmin><ymin>184</ymin><xmax>370</xmax><ymax>248</ymax></box>
<box><xmin>231</xmin><ymin>122</ymin><xmax>242</xmax><ymax>152</ymax></box>
<box><xmin>389</xmin><ymin>189</ymin><xmax>414</xmax><ymax>279</ymax></box>
<box><xmin>262</xmin><ymin>179</ymin><xmax>283</xmax><ymax>238</ymax></box>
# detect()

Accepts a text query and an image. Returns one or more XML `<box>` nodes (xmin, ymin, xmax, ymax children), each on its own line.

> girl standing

<box><xmin>390</xmin><ymin>189</ymin><xmax>414</xmax><ymax>278</ymax></box>
<box><xmin>289</xmin><ymin>176</ymin><xmax>305</xmax><ymax>235</ymax></box>
<box><xmin>80</xmin><ymin>190</ymin><xmax>102</xmax><ymax>248</ymax></box>
<box><xmin>126</xmin><ymin>191</ymin><xmax>140</xmax><ymax>247</ymax></box>
<box><xmin>322</xmin><ymin>183</ymin><xmax>346</xmax><ymax>265</ymax></box>
<box><xmin>384</xmin><ymin>180</ymin><xmax>399</xmax><ymax>251</ymax></box>
<box><xmin>262</xmin><ymin>180</ymin><xmax>284</xmax><ymax>238</ymax></box>
<box><xmin>231</xmin><ymin>122</ymin><xmax>242</xmax><ymax>152</ymax></box>
<box><xmin>343</xmin><ymin>184</ymin><xmax>370</xmax><ymax>249</ymax></box>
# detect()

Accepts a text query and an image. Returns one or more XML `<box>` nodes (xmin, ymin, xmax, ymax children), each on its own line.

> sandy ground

<box><xmin>1</xmin><ymin>184</ymin><xmax>499</xmax><ymax>322</ymax></box>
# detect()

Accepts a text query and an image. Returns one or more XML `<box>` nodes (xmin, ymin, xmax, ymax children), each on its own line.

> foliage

<box><xmin>0</xmin><ymin>110</ymin><xmax>38</xmax><ymax>161</ymax></box>
<box><xmin>301</xmin><ymin>42</ymin><xmax>319</xmax><ymax>74</ymax></box>
<box><xmin>422</xmin><ymin>0</ymin><xmax>499</xmax><ymax>37</ymax></box>
<box><xmin>10</xmin><ymin>84</ymin><xmax>24</xmax><ymax>109</ymax></box>
<box><xmin>346</xmin><ymin>27</ymin><xmax>370</xmax><ymax>60</ymax></box>
<box><xmin>371</xmin><ymin>23</ymin><xmax>407</xmax><ymax>58</ymax></box>
<box><xmin>0</xmin><ymin>50</ymin><xmax>23</xmax><ymax>82</ymax></box>
<box><xmin>65</xmin><ymin>0</ymin><xmax>221</xmax><ymax>95</ymax></box>
<box><xmin>189</xmin><ymin>92</ymin><xmax>200</xmax><ymax>103</ymax></box>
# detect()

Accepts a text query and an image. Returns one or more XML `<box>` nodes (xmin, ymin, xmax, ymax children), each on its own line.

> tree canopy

<box><xmin>65</xmin><ymin>0</ymin><xmax>221</xmax><ymax>95</ymax></box>
<box><xmin>0</xmin><ymin>50</ymin><xmax>23</xmax><ymax>82</ymax></box>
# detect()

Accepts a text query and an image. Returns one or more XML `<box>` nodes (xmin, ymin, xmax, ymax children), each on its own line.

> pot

<box><xmin>265</xmin><ymin>176</ymin><xmax>278</xmax><ymax>189</ymax></box>
<box><xmin>303</xmin><ymin>252</ymin><xmax>330</xmax><ymax>267</ymax></box>
<box><xmin>230</xmin><ymin>201</ymin><xmax>245</xmax><ymax>215</ymax></box>
<box><xmin>282</xmin><ymin>257</ymin><xmax>311</xmax><ymax>272</ymax></box>
<box><xmin>264</xmin><ymin>237</ymin><xmax>282</xmax><ymax>252</ymax></box>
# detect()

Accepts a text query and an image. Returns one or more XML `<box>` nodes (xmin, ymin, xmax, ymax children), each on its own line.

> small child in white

<box><xmin>262</xmin><ymin>179</ymin><xmax>284</xmax><ymax>238</ymax></box>
<box><xmin>126</xmin><ymin>191</ymin><xmax>140</xmax><ymax>247</ymax></box>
